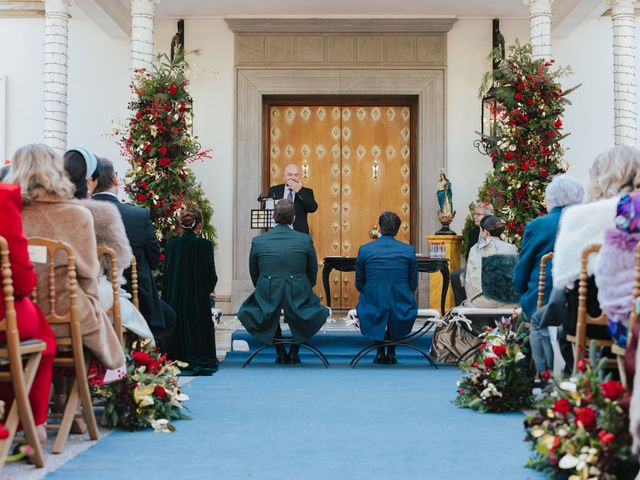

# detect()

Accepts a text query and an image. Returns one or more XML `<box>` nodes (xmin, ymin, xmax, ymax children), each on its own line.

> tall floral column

<box><xmin>43</xmin><ymin>0</ymin><xmax>71</xmax><ymax>154</ymax></box>
<box><xmin>524</xmin><ymin>0</ymin><xmax>554</xmax><ymax>61</ymax></box>
<box><xmin>131</xmin><ymin>0</ymin><xmax>158</xmax><ymax>72</ymax></box>
<box><xmin>608</xmin><ymin>0</ymin><xmax>638</xmax><ymax>146</ymax></box>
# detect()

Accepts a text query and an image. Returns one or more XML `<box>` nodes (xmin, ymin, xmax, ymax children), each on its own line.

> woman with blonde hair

<box><xmin>5</xmin><ymin>144</ymin><xmax>125</xmax><ymax>370</ymax></box>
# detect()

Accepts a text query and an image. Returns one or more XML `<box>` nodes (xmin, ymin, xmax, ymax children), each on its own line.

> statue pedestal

<box><xmin>426</xmin><ymin>234</ymin><xmax>462</xmax><ymax>313</ymax></box>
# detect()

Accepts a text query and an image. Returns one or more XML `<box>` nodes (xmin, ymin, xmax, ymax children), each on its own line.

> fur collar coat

<box><xmin>464</xmin><ymin>236</ymin><xmax>517</xmax><ymax>307</ymax></box>
<box><xmin>21</xmin><ymin>188</ymin><xmax>125</xmax><ymax>369</ymax></box>
<box><xmin>552</xmin><ymin>196</ymin><xmax>619</xmax><ymax>290</ymax></box>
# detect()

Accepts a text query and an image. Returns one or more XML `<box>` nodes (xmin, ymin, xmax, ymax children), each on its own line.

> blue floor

<box><xmin>47</xmin><ymin>332</ymin><xmax>547</xmax><ymax>480</ymax></box>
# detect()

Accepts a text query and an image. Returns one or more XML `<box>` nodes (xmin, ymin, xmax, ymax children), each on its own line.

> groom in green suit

<box><xmin>238</xmin><ymin>199</ymin><xmax>330</xmax><ymax>364</ymax></box>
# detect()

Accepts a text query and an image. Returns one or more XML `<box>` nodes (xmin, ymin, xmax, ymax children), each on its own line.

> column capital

<box><xmin>523</xmin><ymin>0</ymin><xmax>554</xmax><ymax>15</ymax></box>
<box><xmin>131</xmin><ymin>0</ymin><xmax>159</xmax><ymax>14</ymax></box>
<box><xmin>44</xmin><ymin>0</ymin><xmax>71</xmax><ymax>13</ymax></box>
<box><xmin>607</xmin><ymin>0</ymin><xmax>639</xmax><ymax>15</ymax></box>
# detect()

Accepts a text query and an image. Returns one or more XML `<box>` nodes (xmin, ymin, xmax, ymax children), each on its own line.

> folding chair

<box><xmin>28</xmin><ymin>237</ymin><xmax>99</xmax><ymax>454</ymax></box>
<box><xmin>611</xmin><ymin>242</ymin><xmax>640</xmax><ymax>388</ymax></box>
<box><xmin>96</xmin><ymin>246</ymin><xmax>124</xmax><ymax>346</ymax></box>
<box><xmin>566</xmin><ymin>244</ymin><xmax>615</xmax><ymax>373</ymax></box>
<box><xmin>0</xmin><ymin>236</ymin><xmax>46</xmax><ymax>469</ymax></box>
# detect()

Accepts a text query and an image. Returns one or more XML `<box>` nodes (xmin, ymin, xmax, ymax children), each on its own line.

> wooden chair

<box><xmin>28</xmin><ymin>237</ymin><xmax>98</xmax><ymax>454</ymax></box>
<box><xmin>611</xmin><ymin>242</ymin><xmax>640</xmax><ymax>388</ymax></box>
<box><xmin>130</xmin><ymin>256</ymin><xmax>139</xmax><ymax>310</ymax></box>
<box><xmin>96</xmin><ymin>246</ymin><xmax>124</xmax><ymax>346</ymax></box>
<box><xmin>536</xmin><ymin>252</ymin><xmax>554</xmax><ymax>310</ymax></box>
<box><xmin>0</xmin><ymin>236</ymin><xmax>46</xmax><ymax>469</ymax></box>
<box><xmin>566</xmin><ymin>244</ymin><xmax>615</xmax><ymax>372</ymax></box>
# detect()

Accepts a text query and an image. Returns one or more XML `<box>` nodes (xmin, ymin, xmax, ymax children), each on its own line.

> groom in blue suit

<box><xmin>355</xmin><ymin>211</ymin><xmax>418</xmax><ymax>364</ymax></box>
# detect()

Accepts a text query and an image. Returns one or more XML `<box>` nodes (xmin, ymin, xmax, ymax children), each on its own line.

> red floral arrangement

<box><xmin>464</xmin><ymin>42</ymin><xmax>578</xmax><ymax>247</ymax></box>
<box><xmin>524</xmin><ymin>349</ymin><xmax>638</xmax><ymax>479</ymax></box>
<box><xmin>118</xmin><ymin>50</ymin><xmax>215</xmax><ymax>248</ymax></box>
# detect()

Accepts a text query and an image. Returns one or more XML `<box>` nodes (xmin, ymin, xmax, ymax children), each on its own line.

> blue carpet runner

<box><xmin>46</xmin><ymin>331</ymin><xmax>547</xmax><ymax>480</ymax></box>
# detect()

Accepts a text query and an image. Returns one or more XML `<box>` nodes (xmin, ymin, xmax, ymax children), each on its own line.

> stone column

<box><xmin>43</xmin><ymin>0</ymin><xmax>71</xmax><ymax>154</ymax></box>
<box><xmin>608</xmin><ymin>0</ymin><xmax>638</xmax><ymax>146</ymax></box>
<box><xmin>131</xmin><ymin>0</ymin><xmax>158</xmax><ymax>72</ymax></box>
<box><xmin>524</xmin><ymin>0</ymin><xmax>554</xmax><ymax>61</ymax></box>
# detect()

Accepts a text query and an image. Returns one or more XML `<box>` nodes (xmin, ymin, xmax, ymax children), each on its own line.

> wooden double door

<box><xmin>265</xmin><ymin>99</ymin><xmax>416</xmax><ymax>309</ymax></box>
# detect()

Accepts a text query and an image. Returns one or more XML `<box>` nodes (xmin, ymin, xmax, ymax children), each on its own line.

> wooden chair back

<box><xmin>0</xmin><ymin>236</ymin><xmax>46</xmax><ymax>468</ymax></box>
<box><xmin>27</xmin><ymin>236</ymin><xmax>98</xmax><ymax>453</ymax></box>
<box><xmin>96</xmin><ymin>246</ymin><xmax>123</xmax><ymax>346</ymax></box>
<box><xmin>627</xmin><ymin>242</ymin><xmax>640</xmax><ymax>347</ymax></box>
<box><xmin>536</xmin><ymin>252</ymin><xmax>554</xmax><ymax>310</ymax></box>
<box><xmin>130</xmin><ymin>256</ymin><xmax>139</xmax><ymax>310</ymax></box>
<box><xmin>572</xmin><ymin>243</ymin><xmax>614</xmax><ymax>371</ymax></box>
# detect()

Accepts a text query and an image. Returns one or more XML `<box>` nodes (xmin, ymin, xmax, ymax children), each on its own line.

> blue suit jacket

<box><xmin>512</xmin><ymin>207</ymin><xmax>564</xmax><ymax>318</ymax></box>
<box><xmin>355</xmin><ymin>235</ymin><xmax>418</xmax><ymax>341</ymax></box>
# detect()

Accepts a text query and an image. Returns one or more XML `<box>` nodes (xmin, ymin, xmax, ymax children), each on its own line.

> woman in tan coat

<box><xmin>5</xmin><ymin>144</ymin><xmax>125</xmax><ymax>370</ymax></box>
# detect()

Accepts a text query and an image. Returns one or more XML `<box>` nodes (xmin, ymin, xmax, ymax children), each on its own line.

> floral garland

<box><xmin>524</xmin><ymin>350</ymin><xmax>638</xmax><ymax>479</ymax></box>
<box><xmin>92</xmin><ymin>339</ymin><xmax>190</xmax><ymax>432</ymax></box>
<box><xmin>465</xmin><ymin>42</ymin><xmax>578</xmax><ymax>247</ymax></box>
<box><xmin>454</xmin><ymin>316</ymin><xmax>533</xmax><ymax>413</ymax></box>
<box><xmin>118</xmin><ymin>50</ymin><xmax>215</xmax><ymax>247</ymax></box>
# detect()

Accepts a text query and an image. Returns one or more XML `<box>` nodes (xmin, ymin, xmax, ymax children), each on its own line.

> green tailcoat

<box><xmin>238</xmin><ymin>224</ymin><xmax>329</xmax><ymax>344</ymax></box>
<box><xmin>162</xmin><ymin>231</ymin><xmax>218</xmax><ymax>374</ymax></box>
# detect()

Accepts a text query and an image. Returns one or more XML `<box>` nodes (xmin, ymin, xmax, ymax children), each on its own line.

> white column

<box><xmin>131</xmin><ymin>0</ymin><xmax>158</xmax><ymax>73</ymax></box>
<box><xmin>608</xmin><ymin>0</ymin><xmax>638</xmax><ymax>146</ymax></box>
<box><xmin>43</xmin><ymin>0</ymin><xmax>71</xmax><ymax>154</ymax></box>
<box><xmin>524</xmin><ymin>0</ymin><xmax>554</xmax><ymax>61</ymax></box>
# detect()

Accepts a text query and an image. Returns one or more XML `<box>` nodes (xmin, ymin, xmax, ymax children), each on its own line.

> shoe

<box><xmin>385</xmin><ymin>353</ymin><xmax>398</xmax><ymax>365</ymax></box>
<box><xmin>275</xmin><ymin>345</ymin><xmax>287</xmax><ymax>364</ymax></box>
<box><xmin>373</xmin><ymin>351</ymin><xmax>385</xmax><ymax>364</ymax></box>
<box><xmin>287</xmin><ymin>345</ymin><xmax>301</xmax><ymax>364</ymax></box>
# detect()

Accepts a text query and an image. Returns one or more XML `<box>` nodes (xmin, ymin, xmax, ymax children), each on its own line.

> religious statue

<box><xmin>436</xmin><ymin>169</ymin><xmax>456</xmax><ymax>235</ymax></box>
<box><xmin>170</xmin><ymin>20</ymin><xmax>185</xmax><ymax>62</ymax></box>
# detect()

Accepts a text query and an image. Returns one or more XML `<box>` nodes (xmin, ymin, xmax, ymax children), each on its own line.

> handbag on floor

<box><xmin>429</xmin><ymin>314</ymin><xmax>484</xmax><ymax>364</ymax></box>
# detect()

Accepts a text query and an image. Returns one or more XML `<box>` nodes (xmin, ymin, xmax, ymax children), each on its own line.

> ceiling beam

<box><xmin>74</xmin><ymin>0</ymin><xmax>130</xmax><ymax>38</ymax></box>
<box><xmin>0</xmin><ymin>1</ymin><xmax>44</xmax><ymax>17</ymax></box>
<box><xmin>552</xmin><ymin>0</ymin><xmax>608</xmax><ymax>38</ymax></box>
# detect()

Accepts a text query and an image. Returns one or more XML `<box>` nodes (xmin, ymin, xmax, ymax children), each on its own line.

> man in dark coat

<box><xmin>451</xmin><ymin>203</ymin><xmax>494</xmax><ymax>306</ymax></box>
<box><xmin>92</xmin><ymin>158</ymin><xmax>176</xmax><ymax>352</ymax></box>
<box><xmin>237</xmin><ymin>199</ymin><xmax>329</xmax><ymax>364</ymax></box>
<box><xmin>355</xmin><ymin>211</ymin><xmax>418</xmax><ymax>364</ymax></box>
<box><xmin>268</xmin><ymin>163</ymin><xmax>317</xmax><ymax>234</ymax></box>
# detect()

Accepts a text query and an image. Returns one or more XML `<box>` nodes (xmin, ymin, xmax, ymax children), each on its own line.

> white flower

<box><xmin>175</xmin><ymin>393</ymin><xmax>190</xmax><ymax>402</ymax></box>
<box><xmin>559</xmin><ymin>454</ymin><xmax>579</xmax><ymax>469</ymax></box>
<box><xmin>480</xmin><ymin>383</ymin><xmax>502</xmax><ymax>399</ymax></box>
<box><xmin>559</xmin><ymin>381</ymin><xmax>577</xmax><ymax>392</ymax></box>
<box><xmin>515</xmin><ymin>351</ymin><xmax>525</xmax><ymax>362</ymax></box>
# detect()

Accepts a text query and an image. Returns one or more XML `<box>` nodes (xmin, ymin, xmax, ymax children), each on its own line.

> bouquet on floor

<box><xmin>524</xmin><ymin>347</ymin><xmax>637</xmax><ymax>480</ymax></box>
<box><xmin>454</xmin><ymin>315</ymin><xmax>533</xmax><ymax>412</ymax></box>
<box><xmin>92</xmin><ymin>339</ymin><xmax>190</xmax><ymax>432</ymax></box>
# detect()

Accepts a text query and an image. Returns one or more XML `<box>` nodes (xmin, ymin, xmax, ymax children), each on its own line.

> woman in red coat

<box><xmin>0</xmin><ymin>183</ymin><xmax>56</xmax><ymax>446</ymax></box>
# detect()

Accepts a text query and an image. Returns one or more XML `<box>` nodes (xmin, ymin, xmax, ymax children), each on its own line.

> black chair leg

<box><xmin>242</xmin><ymin>340</ymin><xmax>330</xmax><ymax>368</ymax></box>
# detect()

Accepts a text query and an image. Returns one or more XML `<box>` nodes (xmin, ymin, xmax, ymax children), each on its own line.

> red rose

<box><xmin>540</xmin><ymin>370</ymin><xmax>551</xmax><ymax>381</ymax></box>
<box><xmin>506</xmin><ymin>165</ymin><xmax>515</xmax><ymax>173</ymax></box>
<box><xmin>139</xmin><ymin>180</ymin><xmax>148</xmax><ymax>189</ymax></box>
<box><xmin>168</xmin><ymin>84</ymin><xmax>177</xmax><ymax>95</ymax></box>
<box><xmin>576</xmin><ymin>358</ymin><xmax>589</xmax><ymax>372</ymax></box>
<box><xmin>514</xmin><ymin>92</ymin><xmax>524</xmax><ymax>101</ymax></box>
<box><xmin>574</xmin><ymin>407</ymin><xmax>597</xmax><ymax>430</ymax></box>
<box><xmin>598</xmin><ymin>430</ymin><xmax>615</xmax><ymax>445</ymax></box>
<box><xmin>135</xmin><ymin>111</ymin><xmax>143</xmax><ymax>119</ymax></box>
<box><xmin>546</xmin><ymin>131</ymin><xmax>554</xmax><ymax>139</ymax></box>
<box><xmin>505</xmin><ymin>151</ymin><xmax>514</xmax><ymax>160</ymax></box>
<box><xmin>147</xmin><ymin>361</ymin><xmax>160</xmax><ymax>374</ymax></box>
<box><xmin>517</xmin><ymin>82</ymin><xmax>524</xmax><ymax>91</ymax></box>
<box><xmin>159</xmin><ymin>157</ymin><xmax>171</xmax><ymax>167</ymax></box>
<box><xmin>159</xmin><ymin>146</ymin><xmax>167</xmax><ymax>155</ymax></box>
<box><xmin>483</xmin><ymin>357</ymin><xmax>495</xmax><ymax>369</ymax></box>
<box><xmin>179</xmin><ymin>103</ymin><xmax>186</xmax><ymax>112</ymax></box>
<box><xmin>136</xmin><ymin>193</ymin><xmax>147</xmax><ymax>202</ymax></box>
<box><xmin>492</xmin><ymin>345</ymin><xmax>507</xmax><ymax>357</ymax></box>
<box><xmin>0</xmin><ymin>423</ymin><xmax>8</xmax><ymax>439</ymax></box>
<box><xmin>600</xmin><ymin>380</ymin><xmax>625</xmax><ymax>401</ymax></box>
<box><xmin>552</xmin><ymin>398</ymin><xmax>572</xmax><ymax>415</ymax></box>
<box><xmin>478</xmin><ymin>343</ymin><xmax>486</xmax><ymax>350</ymax></box>
<box><xmin>154</xmin><ymin>385</ymin><xmax>167</xmax><ymax>400</ymax></box>
<box><xmin>457</xmin><ymin>388</ymin><xmax>464</xmax><ymax>395</ymax></box>
<box><xmin>554</xmin><ymin>119</ymin><xmax>563</xmax><ymax>128</ymax></box>
<box><xmin>132</xmin><ymin>351</ymin><xmax>151</xmax><ymax>365</ymax></box>
<box><xmin>526</xmin><ymin>98</ymin><xmax>533</xmax><ymax>106</ymax></box>
<box><xmin>164</xmin><ymin>103</ymin><xmax>172</xmax><ymax>111</ymax></box>
<box><xmin>521</xmin><ymin>162</ymin><xmax>529</xmax><ymax>171</ymax></box>
<box><xmin>160</xmin><ymin>253</ymin><xmax>166</xmax><ymax>262</ymax></box>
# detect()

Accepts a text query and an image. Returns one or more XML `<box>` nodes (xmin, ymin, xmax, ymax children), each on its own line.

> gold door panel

<box><xmin>269</xmin><ymin>104</ymin><xmax>412</xmax><ymax>309</ymax></box>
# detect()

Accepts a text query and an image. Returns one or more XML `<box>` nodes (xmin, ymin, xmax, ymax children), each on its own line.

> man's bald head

<box><xmin>284</xmin><ymin>164</ymin><xmax>300</xmax><ymax>183</ymax></box>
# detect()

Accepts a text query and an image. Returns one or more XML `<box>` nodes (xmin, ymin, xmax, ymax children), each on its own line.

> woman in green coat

<box><xmin>162</xmin><ymin>208</ymin><xmax>218</xmax><ymax>375</ymax></box>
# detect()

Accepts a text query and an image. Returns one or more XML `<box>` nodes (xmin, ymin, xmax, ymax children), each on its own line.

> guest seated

<box><xmin>92</xmin><ymin>157</ymin><xmax>176</xmax><ymax>351</ymax></box>
<box><xmin>355</xmin><ymin>211</ymin><xmax>418</xmax><ymax>364</ymax></box>
<box><xmin>5</xmin><ymin>144</ymin><xmax>125</xmax><ymax>370</ymax></box>
<box><xmin>513</xmin><ymin>174</ymin><xmax>583</xmax><ymax>374</ymax></box>
<box><xmin>237</xmin><ymin>199</ymin><xmax>330</xmax><ymax>364</ymax></box>
<box><xmin>595</xmin><ymin>192</ymin><xmax>640</xmax><ymax>346</ymax></box>
<box><xmin>462</xmin><ymin>215</ymin><xmax>518</xmax><ymax>308</ymax></box>
<box><xmin>451</xmin><ymin>202</ymin><xmax>494</xmax><ymax>306</ymax></box>
<box><xmin>0</xmin><ymin>183</ymin><xmax>56</xmax><ymax>447</ymax></box>
<box><xmin>63</xmin><ymin>149</ymin><xmax>153</xmax><ymax>342</ymax></box>
<box><xmin>551</xmin><ymin>146</ymin><xmax>640</xmax><ymax>371</ymax></box>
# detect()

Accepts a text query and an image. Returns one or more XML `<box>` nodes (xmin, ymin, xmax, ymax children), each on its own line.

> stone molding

<box><xmin>232</xmin><ymin>68</ymin><xmax>445</xmax><ymax>311</ymax></box>
<box><xmin>225</xmin><ymin>18</ymin><xmax>457</xmax><ymax>33</ymax></box>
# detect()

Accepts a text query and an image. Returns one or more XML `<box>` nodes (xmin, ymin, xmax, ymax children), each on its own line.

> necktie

<box><xmin>287</xmin><ymin>188</ymin><xmax>294</xmax><ymax>201</ymax></box>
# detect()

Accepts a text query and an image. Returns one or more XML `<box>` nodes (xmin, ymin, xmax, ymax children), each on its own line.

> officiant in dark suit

<box><xmin>268</xmin><ymin>163</ymin><xmax>317</xmax><ymax>234</ymax></box>
<box><xmin>92</xmin><ymin>157</ymin><xmax>176</xmax><ymax>352</ymax></box>
<box><xmin>237</xmin><ymin>199</ymin><xmax>329</xmax><ymax>364</ymax></box>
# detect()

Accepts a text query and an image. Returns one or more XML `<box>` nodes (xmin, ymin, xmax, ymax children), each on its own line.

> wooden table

<box><xmin>322</xmin><ymin>256</ymin><xmax>450</xmax><ymax>314</ymax></box>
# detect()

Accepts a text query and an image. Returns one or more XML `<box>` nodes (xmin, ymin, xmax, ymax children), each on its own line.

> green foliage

<box><xmin>470</xmin><ymin>41</ymin><xmax>578</xmax><ymax>247</ymax></box>
<box><xmin>119</xmin><ymin>50</ymin><xmax>216</xmax><ymax>247</ymax></box>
